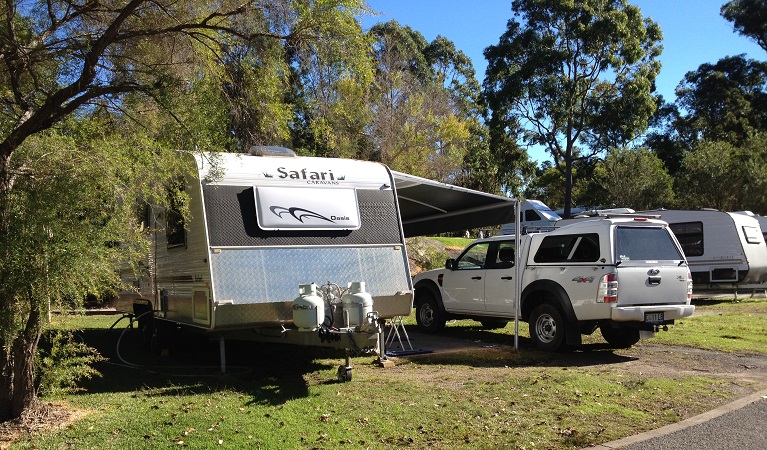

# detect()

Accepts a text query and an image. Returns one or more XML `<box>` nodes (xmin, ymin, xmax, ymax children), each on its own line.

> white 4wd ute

<box><xmin>412</xmin><ymin>217</ymin><xmax>695</xmax><ymax>351</ymax></box>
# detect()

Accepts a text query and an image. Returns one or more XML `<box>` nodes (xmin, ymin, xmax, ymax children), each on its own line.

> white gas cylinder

<box><xmin>342</xmin><ymin>281</ymin><xmax>373</xmax><ymax>327</ymax></box>
<box><xmin>292</xmin><ymin>283</ymin><xmax>325</xmax><ymax>330</ymax></box>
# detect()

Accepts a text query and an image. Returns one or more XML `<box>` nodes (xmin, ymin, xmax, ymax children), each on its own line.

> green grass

<box><xmin>428</xmin><ymin>236</ymin><xmax>473</xmax><ymax>249</ymax></box>
<box><xmin>9</xmin><ymin>299</ymin><xmax>766</xmax><ymax>449</ymax></box>
<box><xmin>649</xmin><ymin>298</ymin><xmax>767</xmax><ymax>353</ymax></box>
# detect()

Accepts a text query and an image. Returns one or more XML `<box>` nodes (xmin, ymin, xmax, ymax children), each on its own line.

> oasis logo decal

<box><xmin>255</xmin><ymin>186</ymin><xmax>360</xmax><ymax>230</ymax></box>
<box><xmin>269</xmin><ymin>206</ymin><xmax>349</xmax><ymax>224</ymax></box>
<box><xmin>262</xmin><ymin>167</ymin><xmax>346</xmax><ymax>185</ymax></box>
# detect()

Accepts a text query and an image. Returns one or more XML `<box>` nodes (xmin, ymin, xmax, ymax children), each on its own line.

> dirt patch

<box><xmin>0</xmin><ymin>402</ymin><xmax>91</xmax><ymax>449</ymax></box>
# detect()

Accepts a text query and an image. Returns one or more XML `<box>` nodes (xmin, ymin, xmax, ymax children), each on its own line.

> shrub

<box><xmin>35</xmin><ymin>329</ymin><xmax>105</xmax><ymax>397</ymax></box>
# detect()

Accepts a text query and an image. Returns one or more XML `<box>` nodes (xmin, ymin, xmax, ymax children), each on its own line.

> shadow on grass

<box><xmin>73</xmin><ymin>321</ymin><xmax>342</xmax><ymax>406</ymax></box>
<box><xmin>68</xmin><ymin>315</ymin><xmax>636</xmax><ymax>407</ymax></box>
<box><xmin>400</xmin><ymin>324</ymin><xmax>638</xmax><ymax>369</ymax></box>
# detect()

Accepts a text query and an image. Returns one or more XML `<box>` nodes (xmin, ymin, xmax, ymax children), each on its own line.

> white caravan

<box><xmin>118</xmin><ymin>149</ymin><xmax>414</xmax><ymax>380</ymax></box>
<box><xmin>499</xmin><ymin>199</ymin><xmax>561</xmax><ymax>235</ymax></box>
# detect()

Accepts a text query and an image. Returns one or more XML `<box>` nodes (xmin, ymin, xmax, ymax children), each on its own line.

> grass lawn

<box><xmin>5</xmin><ymin>298</ymin><xmax>766</xmax><ymax>449</ymax></box>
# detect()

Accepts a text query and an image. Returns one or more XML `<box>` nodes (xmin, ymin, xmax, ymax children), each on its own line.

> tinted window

<box><xmin>616</xmin><ymin>227</ymin><xmax>683</xmax><ymax>261</ymax></box>
<box><xmin>525</xmin><ymin>209</ymin><xmax>542</xmax><ymax>221</ymax></box>
<box><xmin>534</xmin><ymin>233</ymin><xmax>600</xmax><ymax>263</ymax></box>
<box><xmin>491</xmin><ymin>241</ymin><xmax>516</xmax><ymax>269</ymax></box>
<box><xmin>669</xmin><ymin>222</ymin><xmax>703</xmax><ymax>256</ymax></box>
<box><xmin>455</xmin><ymin>243</ymin><xmax>490</xmax><ymax>269</ymax></box>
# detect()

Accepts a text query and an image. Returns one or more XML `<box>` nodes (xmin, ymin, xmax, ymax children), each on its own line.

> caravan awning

<box><xmin>391</xmin><ymin>171</ymin><xmax>516</xmax><ymax>237</ymax></box>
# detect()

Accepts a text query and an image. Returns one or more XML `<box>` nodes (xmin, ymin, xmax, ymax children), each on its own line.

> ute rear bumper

<box><xmin>611</xmin><ymin>304</ymin><xmax>695</xmax><ymax>322</ymax></box>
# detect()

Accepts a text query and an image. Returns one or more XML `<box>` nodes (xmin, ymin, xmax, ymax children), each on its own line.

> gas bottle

<box><xmin>341</xmin><ymin>281</ymin><xmax>373</xmax><ymax>327</ymax></box>
<box><xmin>292</xmin><ymin>283</ymin><xmax>324</xmax><ymax>330</ymax></box>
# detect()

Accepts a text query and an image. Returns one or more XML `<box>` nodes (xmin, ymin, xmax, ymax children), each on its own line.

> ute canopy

<box><xmin>391</xmin><ymin>171</ymin><xmax>516</xmax><ymax>237</ymax></box>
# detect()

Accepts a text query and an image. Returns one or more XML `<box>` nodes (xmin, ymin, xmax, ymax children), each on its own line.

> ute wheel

<box><xmin>337</xmin><ymin>365</ymin><xmax>352</xmax><ymax>382</ymax></box>
<box><xmin>415</xmin><ymin>292</ymin><xmax>446</xmax><ymax>333</ymax></box>
<box><xmin>600</xmin><ymin>325</ymin><xmax>641</xmax><ymax>348</ymax></box>
<box><xmin>480</xmin><ymin>320</ymin><xmax>508</xmax><ymax>330</ymax></box>
<box><xmin>529</xmin><ymin>303</ymin><xmax>566</xmax><ymax>351</ymax></box>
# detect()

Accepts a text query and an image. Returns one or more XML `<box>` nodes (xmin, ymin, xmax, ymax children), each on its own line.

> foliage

<box><xmin>674</xmin><ymin>134</ymin><xmax>767</xmax><ymax>212</ymax></box>
<box><xmin>406</xmin><ymin>237</ymin><xmax>450</xmax><ymax>273</ymax></box>
<box><xmin>721</xmin><ymin>0</ymin><xmax>767</xmax><ymax>52</ymax></box>
<box><xmin>367</xmin><ymin>21</ymin><xmax>490</xmax><ymax>184</ymax></box>
<box><xmin>593</xmin><ymin>147</ymin><xmax>675</xmax><ymax>210</ymax></box>
<box><xmin>676</xmin><ymin>55</ymin><xmax>767</xmax><ymax>146</ymax></box>
<box><xmin>484</xmin><ymin>0</ymin><xmax>662</xmax><ymax>216</ymax></box>
<box><xmin>0</xmin><ymin>0</ymin><xmax>373</xmax><ymax>421</ymax></box>
<box><xmin>35</xmin><ymin>329</ymin><xmax>105</xmax><ymax>397</ymax></box>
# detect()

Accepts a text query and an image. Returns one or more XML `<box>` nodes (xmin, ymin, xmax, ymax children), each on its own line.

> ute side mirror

<box><xmin>445</xmin><ymin>258</ymin><xmax>456</xmax><ymax>270</ymax></box>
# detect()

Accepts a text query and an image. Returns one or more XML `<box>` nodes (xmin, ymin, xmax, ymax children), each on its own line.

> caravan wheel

<box><xmin>337</xmin><ymin>365</ymin><xmax>352</xmax><ymax>382</ymax></box>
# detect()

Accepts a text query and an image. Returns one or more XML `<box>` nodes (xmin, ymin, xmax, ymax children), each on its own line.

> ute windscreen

<box><xmin>615</xmin><ymin>226</ymin><xmax>684</xmax><ymax>262</ymax></box>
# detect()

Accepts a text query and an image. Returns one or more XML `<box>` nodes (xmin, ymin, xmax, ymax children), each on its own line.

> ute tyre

<box><xmin>529</xmin><ymin>303</ymin><xmax>566</xmax><ymax>351</ymax></box>
<box><xmin>600</xmin><ymin>325</ymin><xmax>641</xmax><ymax>348</ymax></box>
<box><xmin>415</xmin><ymin>293</ymin><xmax>446</xmax><ymax>333</ymax></box>
<box><xmin>480</xmin><ymin>320</ymin><xmax>508</xmax><ymax>330</ymax></box>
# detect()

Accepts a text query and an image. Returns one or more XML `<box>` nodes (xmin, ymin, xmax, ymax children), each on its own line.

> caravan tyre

<box><xmin>600</xmin><ymin>325</ymin><xmax>640</xmax><ymax>348</ymax></box>
<box><xmin>529</xmin><ymin>303</ymin><xmax>565</xmax><ymax>352</ymax></box>
<box><xmin>337</xmin><ymin>365</ymin><xmax>352</xmax><ymax>382</ymax></box>
<box><xmin>415</xmin><ymin>293</ymin><xmax>446</xmax><ymax>333</ymax></box>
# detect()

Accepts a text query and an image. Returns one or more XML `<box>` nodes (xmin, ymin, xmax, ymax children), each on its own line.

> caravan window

<box><xmin>166</xmin><ymin>182</ymin><xmax>186</xmax><ymax>249</ymax></box>
<box><xmin>742</xmin><ymin>226</ymin><xmax>762</xmax><ymax>244</ymax></box>
<box><xmin>534</xmin><ymin>233</ymin><xmax>600</xmax><ymax>263</ymax></box>
<box><xmin>525</xmin><ymin>209</ymin><xmax>542</xmax><ymax>221</ymax></box>
<box><xmin>669</xmin><ymin>222</ymin><xmax>703</xmax><ymax>256</ymax></box>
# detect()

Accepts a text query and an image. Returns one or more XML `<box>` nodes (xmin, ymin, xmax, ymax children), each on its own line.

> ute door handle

<box><xmin>471</xmin><ymin>276</ymin><xmax>482</xmax><ymax>280</ymax></box>
<box><xmin>648</xmin><ymin>276</ymin><xmax>661</xmax><ymax>285</ymax></box>
<box><xmin>501</xmin><ymin>276</ymin><xmax>513</xmax><ymax>280</ymax></box>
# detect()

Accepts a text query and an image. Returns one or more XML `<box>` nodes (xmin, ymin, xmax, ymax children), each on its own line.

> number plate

<box><xmin>645</xmin><ymin>312</ymin><xmax>664</xmax><ymax>323</ymax></box>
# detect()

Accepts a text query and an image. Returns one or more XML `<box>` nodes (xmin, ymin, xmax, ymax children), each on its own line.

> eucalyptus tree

<box><xmin>675</xmin><ymin>134</ymin><xmax>767</xmax><ymax>212</ymax></box>
<box><xmin>483</xmin><ymin>0</ymin><xmax>662</xmax><ymax>217</ymax></box>
<box><xmin>0</xmin><ymin>0</ymin><xmax>368</xmax><ymax>421</ymax></box>
<box><xmin>368</xmin><ymin>21</ymin><xmax>488</xmax><ymax>183</ymax></box>
<box><xmin>596</xmin><ymin>146</ymin><xmax>674</xmax><ymax>210</ymax></box>
<box><xmin>722</xmin><ymin>0</ymin><xmax>767</xmax><ymax>53</ymax></box>
<box><xmin>675</xmin><ymin>55</ymin><xmax>767</xmax><ymax>145</ymax></box>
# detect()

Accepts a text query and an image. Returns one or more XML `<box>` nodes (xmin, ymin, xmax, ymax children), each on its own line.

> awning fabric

<box><xmin>391</xmin><ymin>171</ymin><xmax>517</xmax><ymax>237</ymax></box>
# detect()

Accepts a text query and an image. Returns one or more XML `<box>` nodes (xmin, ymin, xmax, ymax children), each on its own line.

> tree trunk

<box><xmin>563</xmin><ymin>154</ymin><xmax>574</xmax><ymax>218</ymax></box>
<box><xmin>0</xmin><ymin>304</ymin><xmax>42</xmax><ymax>422</ymax></box>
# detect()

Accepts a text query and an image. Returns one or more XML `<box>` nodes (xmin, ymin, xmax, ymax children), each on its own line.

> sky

<box><xmin>361</xmin><ymin>0</ymin><xmax>765</xmax><ymax>161</ymax></box>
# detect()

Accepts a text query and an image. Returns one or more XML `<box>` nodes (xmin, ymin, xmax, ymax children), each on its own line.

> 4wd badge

<box><xmin>572</xmin><ymin>276</ymin><xmax>595</xmax><ymax>283</ymax></box>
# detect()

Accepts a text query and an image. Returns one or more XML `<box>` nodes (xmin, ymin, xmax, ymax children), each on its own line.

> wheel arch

<box><xmin>414</xmin><ymin>279</ymin><xmax>445</xmax><ymax>313</ymax></box>
<box><xmin>521</xmin><ymin>279</ymin><xmax>582</xmax><ymax>346</ymax></box>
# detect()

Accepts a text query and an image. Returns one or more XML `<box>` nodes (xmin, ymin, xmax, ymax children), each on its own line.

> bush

<box><xmin>35</xmin><ymin>329</ymin><xmax>105</xmax><ymax>397</ymax></box>
<box><xmin>406</xmin><ymin>237</ymin><xmax>450</xmax><ymax>274</ymax></box>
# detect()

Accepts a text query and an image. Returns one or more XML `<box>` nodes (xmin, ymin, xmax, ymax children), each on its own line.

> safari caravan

<box><xmin>117</xmin><ymin>149</ymin><xmax>414</xmax><ymax>380</ymax></box>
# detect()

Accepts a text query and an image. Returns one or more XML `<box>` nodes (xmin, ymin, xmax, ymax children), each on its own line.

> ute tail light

<box><xmin>597</xmin><ymin>273</ymin><xmax>618</xmax><ymax>303</ymax></box>
<box><xmin>687</xmin><ymin>271</ymin><xmax>693</xmax><ymax>301</ymax></box>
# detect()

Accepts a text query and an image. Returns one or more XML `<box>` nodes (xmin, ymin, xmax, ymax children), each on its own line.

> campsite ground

<box><xmin>1</xmin><ymin>298</ymin><xmax>766</xmax><ymax>449</ymax></box>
